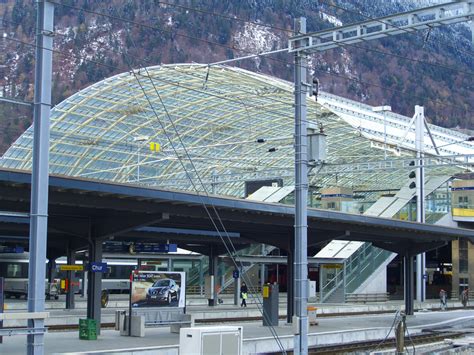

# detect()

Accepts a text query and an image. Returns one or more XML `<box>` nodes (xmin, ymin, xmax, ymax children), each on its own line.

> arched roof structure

<box><xmin>0</xmin><ymin>64</ymin><xmax>471</xmax><ymax>197</ymax></box>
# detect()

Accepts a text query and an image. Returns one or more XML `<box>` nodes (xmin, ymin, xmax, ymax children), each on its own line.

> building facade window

<box><xmin>459</xmin><ymin>239</ymin><xmax>468</xmax><ymax>274</ymax></box>
<box><xmin>459</xmin><ymin>277</ymin><xmax>469</xmax><ymax>294</ymax></box>
<box><xmin>458</xmin><ymin>196</ymin><xmax>468</xmax><ymax>208</ymax></box>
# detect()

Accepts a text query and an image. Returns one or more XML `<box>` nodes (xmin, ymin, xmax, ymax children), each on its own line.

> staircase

<box><xmin>318</xmin><ymin>175</ymin><xmax>451</xmax><ymax>303</ymax></box>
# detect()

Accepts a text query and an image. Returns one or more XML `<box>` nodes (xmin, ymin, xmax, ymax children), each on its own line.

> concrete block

<box><xmin>131</xmin><ymin>315</ymin><xmax>145</xmax><ymax>337</ymax></box>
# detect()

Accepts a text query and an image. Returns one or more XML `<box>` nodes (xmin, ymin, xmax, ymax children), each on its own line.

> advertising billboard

<box><xmin>131</xmin><ymin>271</ymin><xmax>185</xmax><ymax>308</ymax></box>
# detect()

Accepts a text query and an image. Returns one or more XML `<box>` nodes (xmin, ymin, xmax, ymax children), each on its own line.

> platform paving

<box><xmin>1</xmin><ymin>309</ymin><xmax>474</xmax><ymax>354</ymax></box>
<box><xmin>3</xmin><ymin>295</ymin><xmax>472</xmax><ymax>328</ymax></box>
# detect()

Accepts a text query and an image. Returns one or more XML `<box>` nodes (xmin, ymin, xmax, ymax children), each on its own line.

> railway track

<box><xmin>290</xmin><ymin>330</ymin><xmax>468</xmax><ymax>354</ymax></box>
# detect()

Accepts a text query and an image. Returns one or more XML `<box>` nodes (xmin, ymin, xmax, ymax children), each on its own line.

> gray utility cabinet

<box><xmin>179</xmin><ymin>326</ymin><xmax>243</xmax><ymax>355</ymax></box>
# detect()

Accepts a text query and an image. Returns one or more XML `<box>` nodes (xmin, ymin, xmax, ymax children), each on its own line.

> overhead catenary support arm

<box><xmin>289</xmin><ymin>1</ymin><xmax>474</xmax><ymax>53</ymax></box>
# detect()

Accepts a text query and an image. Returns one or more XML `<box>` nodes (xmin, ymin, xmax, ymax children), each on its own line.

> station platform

<box><xmin>1</xmin><ymin>309</ymin><xmax>474</xmax><ymax>354</ymax></box>
<box><xmin>3</xmin><ymin>294</ymin><xmax>473</xmax><ymax>328</ymax></box>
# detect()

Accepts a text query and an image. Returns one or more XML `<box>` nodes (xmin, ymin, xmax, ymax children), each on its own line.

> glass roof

<box><xmin>0</xmin><ymin>64</ymin><xmax>462</xmax><ymax>197</ymax></box>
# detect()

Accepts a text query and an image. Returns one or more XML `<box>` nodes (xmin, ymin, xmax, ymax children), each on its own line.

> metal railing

<box><xmin>320</xmin><ymin>243</ymin><xmax>393</xmax><ymax>303</ymax></box>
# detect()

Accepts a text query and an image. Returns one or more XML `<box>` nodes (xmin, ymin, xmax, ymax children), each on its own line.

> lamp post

<box><xmin>133</xmin><ymin>135</ymin><xmax>149</xmax><ymax>182</ymax></box>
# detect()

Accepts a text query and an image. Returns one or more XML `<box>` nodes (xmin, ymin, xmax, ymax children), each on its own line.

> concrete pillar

<box><xmin>287</xmin><ymin>250</ymin><xmax>294</xmax><ymax>323</ymax></box>
<box><xmin>404</xmin><ymin>254</ymin><xmax>414</xmax><ymax>316</ymax></box>
<box><xmin>208</xmin><ymin>246</ymin><xmax>218</xmax><ymax>306</ymax></box>
<box><xmin>234</xmin><ymin>276</ymin><xmax>241</xmax><ymax>306</ymax></box>
<box><xmin>87</xmin><ymin>239</ymin><xmax>103</xmax><ymax>334</ymax></box>
<box><xmin>66</xmin><ymin>248</ymin><xmax>75</xmax><ymax>310</ymax></box>
<box><xmin>199</xmin><ymin>259</ymin><xmax>204</xmax><ymax>296</ymax></box>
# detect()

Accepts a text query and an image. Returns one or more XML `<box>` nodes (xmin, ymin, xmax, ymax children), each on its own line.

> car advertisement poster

<box><xmin>131</xmin><ymin>271</ymin><xmax>185</xmax><ymax>308</ymax></box>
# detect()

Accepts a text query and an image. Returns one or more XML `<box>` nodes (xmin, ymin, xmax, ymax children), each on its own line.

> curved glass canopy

<box><xmin>0</xmin><ymin>64</ymin><xmax>463</xmax><ymax>197</ymax></box>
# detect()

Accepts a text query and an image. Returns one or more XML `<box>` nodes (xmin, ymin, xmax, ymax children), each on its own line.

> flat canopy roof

<box><xmin>0</xmin><ymin>168</ymin><xmax>472</xmax><ymax>257</ymax></box>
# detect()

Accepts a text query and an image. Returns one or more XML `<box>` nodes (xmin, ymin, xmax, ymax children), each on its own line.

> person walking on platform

<box><xmin>439</xmin><ymin>289</ymin><xmax>447</xmax><ymax>310</ymax></box>
<box><xmin>240</xmin><ymin>282</ymin><xmax>248</xmax><ymax>307</ymax></box>
<box><xmin>461</xmin><ymin>288</ymin><xmax>469</xmax><ymax>308</ymax></box>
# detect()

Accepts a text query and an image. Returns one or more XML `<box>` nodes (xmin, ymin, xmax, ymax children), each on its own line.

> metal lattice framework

<box><xmin>0</xmin><ymin>64</ymin><xmax>469</xmax><ymax>196</ymax></box>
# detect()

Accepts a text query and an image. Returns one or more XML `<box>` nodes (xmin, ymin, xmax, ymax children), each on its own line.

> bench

<box><xmin>116</xmin><ymin>310</ymin><xmax>193</xmax><ymax>337</ymax></box>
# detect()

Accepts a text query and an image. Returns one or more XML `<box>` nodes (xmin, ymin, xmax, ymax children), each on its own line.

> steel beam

<box><xmin>415</xmin><ymin>106</ymin><xmax>426</xmax><ymax>302</ymax></box>
<box><xmin>289</xmin><ymin>1</ymin><xmax>474</xmax><ymax>53</ymax></box>
<box><xmin>27</xmin><ymin>1</ymin><xmax>54</xmax><ymax>354</ymax></box>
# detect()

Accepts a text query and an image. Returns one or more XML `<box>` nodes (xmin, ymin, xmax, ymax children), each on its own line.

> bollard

<box><xmin>307</xmin><ymin>306</ymin><xmax>318</xmax><ymax>326</ymax></box>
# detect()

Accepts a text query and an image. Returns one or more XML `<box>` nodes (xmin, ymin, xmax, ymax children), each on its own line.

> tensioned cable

<box><xmin>119</xmin><ymin>28</ymin><xmax>288</xmax><ymax>352</ymax></box>
<box><xmin>47</xmin><ymin>0</ymin><xmax>474</xmax><ymax>88</ymax></box>
<box><xmin>156</xmin><ymin>0</ymin><xmax>293</xmax><ymax>33</ymax></box>
<box><xmin>150</xmin><ymin>2</ymin><xmax>474</xmax><ymax>78</ymax></box>
<box><xmin>4</xmin><ymin>32</ymin><xmax>473</xmax><ymax>121</ymax></box>
<box><xmin>128</xmin><ymin>58</ymin><xmax>289</xmax><ymax>355</ymax></box>
<box><xmin>2</xmin><ymin>5</ymin><xmax>474</xmax><ymax>116</ymax></box>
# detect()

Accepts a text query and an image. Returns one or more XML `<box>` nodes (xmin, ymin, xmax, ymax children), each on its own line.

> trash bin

<box><xmin>307</xmin><ymin>306</ymin><xmax>318</xmax><ymax>326</ymax></box>
<box><xmin>79</xmin><ymin>318</ymin><xmax>97</xmax><ymax>340</ymax></box>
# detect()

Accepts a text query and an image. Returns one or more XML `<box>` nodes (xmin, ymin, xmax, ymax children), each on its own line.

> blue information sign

<box><xmin>89</xmin><ymin>262</ymin><xmax>108</xmax><ymax>273</ymax></box>
<box><xmin>232</xmin><ymin>270</ymin><xmax>239</xmax><ymax>279</ymax></box>
<box><xmin>134</xmin><ymin>243</ymin><xmax>178</xmax><ymax>253</ymax></box>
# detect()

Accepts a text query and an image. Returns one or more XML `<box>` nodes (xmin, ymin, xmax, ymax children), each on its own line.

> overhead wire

<box><xmin>2</xmin><ymin>5</ymin><xmax>474</xmax><ymax>117</ymax></box>
<box><xmin>156</xmin><ymin>0</ymin><xmax>293</xmax><ymax>33</ymax></box>
<box><xmin>2</xmin><ymin>4</ymin><xmax>472</xmax><ymax>184</ymax></box>
<box><xmin>318</xmin><ymin>0</ymin><xmax>474</xmax><ymax>58</ymax></box>
<box><xmin>119</xmin><ymin>31</ymin><xmax>288</xmax><ymax>353</ymax></box>
<box><xmin>47</xmin><ymin>0</ymin><xmax>474</xmax><ymax>90</ymax></box>
<box><xmin>4</xmin><ymin>28</ymin><xmax>474</xmax><ymax>125</ymax></box>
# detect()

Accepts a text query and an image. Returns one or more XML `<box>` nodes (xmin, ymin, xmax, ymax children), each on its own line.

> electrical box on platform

<box><xmin>179</xmin><ymin>326</ymin><xmax>243</xmax><ymax>355</ymax></box>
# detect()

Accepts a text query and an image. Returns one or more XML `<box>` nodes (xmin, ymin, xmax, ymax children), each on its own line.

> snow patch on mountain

<box><xmin>233</xmin><ymin>22</ymin><xmax>281</xmax><ymax>69</ymax></box>
<box><xmin>320</xmin><ymin>12</ymin><xmax>342</xmax><ymax>27</ymax></box>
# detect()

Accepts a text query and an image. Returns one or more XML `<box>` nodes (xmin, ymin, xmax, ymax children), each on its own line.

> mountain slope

<box><xmin>0</xmin><ymin>0</ymin><xmax>472</xmax><ymax>153</ymax></box>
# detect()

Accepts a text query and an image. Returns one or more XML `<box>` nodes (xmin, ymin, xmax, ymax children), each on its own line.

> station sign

<box><xmin>0</xmin><ymin>246</ymin><xmax>24</xmax><ymax>254</ymax></box>
<box><xmin>133</xmin><ymin>243</ymin><xmax>178</xmax><ymax>253</ymax></box>
<box><xmin>323</xmin><ymin>264</ymin><xmax>343</xmax><ymax>269</ymax></box>
<box><xmin>89</xmin><ymin>262</ymin><xmax>108</xmax><ymax>273</ymax></box>
<box><xmin>59</xmin><ymin>265</ymin><xmax>84</xmax><ymax>271</ymax></box>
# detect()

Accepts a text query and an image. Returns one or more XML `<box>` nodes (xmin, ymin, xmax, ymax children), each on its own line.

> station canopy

<box><xmin>1</xmin><ymin>64</ymin><xmax>472</xmax><ymax>198</ymax></box>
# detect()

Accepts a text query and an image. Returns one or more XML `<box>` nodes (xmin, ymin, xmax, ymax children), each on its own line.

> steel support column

<box><xmin>294</xmin><ymin>17</ymin><xmax>309</xmax><ymax>355</ymax></box>
<box><xmin>65</xmin><ymin>248</ymin><xmax>75</xmax><ymax>310</ymax></box>
<box><xmin>415</xmin><ymin>106</ymin><xmax>426</xmax><ymax>302</ymax></box>
<box><xmin>27</xmin><ymin>1</ymin><xmax>54</xmax><ymax>354</ymax></box>
<box><xmin>87</xmin><ymin>239</ymin><xmax>103</xmax><ymax>335</ymax></box>
<box><xmin>404</xmin><ymin>254</ymin><xmax>414</xmax><ymax>316</ymax></box>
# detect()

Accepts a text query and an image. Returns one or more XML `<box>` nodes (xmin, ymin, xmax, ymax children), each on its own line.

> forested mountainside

<box><xmin>0</xmin><ymin>0</ymin><xmax>472</xmax><ymax>153</ymax></box>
